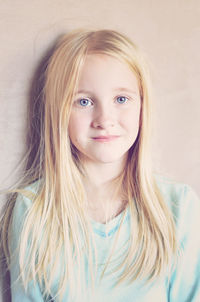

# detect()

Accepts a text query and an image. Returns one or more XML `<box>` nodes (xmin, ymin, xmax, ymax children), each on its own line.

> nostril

<box><xmin>92</xmin><ymin>120</ymin><xmax>102</xmax><ymax>128</ymax></box>
<box><xmin>91</xmin><ymin>119</ymin><xmax>114</xmax><ymax>129</ymax></box>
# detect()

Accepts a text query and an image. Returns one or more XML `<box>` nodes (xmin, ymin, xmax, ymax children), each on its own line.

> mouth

<box><xmin>92</xmin><ymin>135</ymin><xmax>120</xmax><ymax>142</ymax></box>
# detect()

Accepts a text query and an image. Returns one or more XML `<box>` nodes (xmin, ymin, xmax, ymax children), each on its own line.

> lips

<box><xmin>92</xmin><ymin>135</ymin><xmax>119</xmax><ymax>142</ymax></box>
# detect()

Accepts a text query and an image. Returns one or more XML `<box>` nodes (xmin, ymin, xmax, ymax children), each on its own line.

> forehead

<box><xmin>77</xmin><ymin>54</ymin><xmax>140</xmax><ymax>94</ymax></box>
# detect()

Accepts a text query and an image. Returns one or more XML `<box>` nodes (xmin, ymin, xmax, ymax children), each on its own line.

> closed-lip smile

<box><xmin>92</xmin><ymin>135</ymin><xmax>119</xmax><ymax>142</ymax></box>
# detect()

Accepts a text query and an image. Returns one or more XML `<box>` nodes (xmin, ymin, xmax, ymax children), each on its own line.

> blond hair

<box><xmin>2</xmin><ymin>29</ymin><xmax>176</xmax><ymax>300</ymax></box>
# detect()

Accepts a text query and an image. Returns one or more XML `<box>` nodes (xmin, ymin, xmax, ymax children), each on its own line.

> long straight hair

<box><xmin>2</xmin><ymin>29</ymin><xmax>176</xmax><ymax>300</ymax></box>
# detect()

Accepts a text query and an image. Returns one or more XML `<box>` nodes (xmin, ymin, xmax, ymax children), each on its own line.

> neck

<box><xmin>81</xmin><ymin>159</ymin><xmax>127</xmax><ymax>223</ymax></box>
<box><xmin>84</xmin><ymin>160</ymin><xmax>124</xmax><ymax>185</ymax></box>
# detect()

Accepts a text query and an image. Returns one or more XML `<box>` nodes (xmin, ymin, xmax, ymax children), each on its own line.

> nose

<box><xmin>91</xmin><ymin>103</ymin><xmax>115</xmax><ymax>129</ymax></box>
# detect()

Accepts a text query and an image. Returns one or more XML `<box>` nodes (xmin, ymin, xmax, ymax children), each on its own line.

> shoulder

<box><xmin>155</xmin><ymin>174</ymin><xmax>199</xmax><ymax>209</ymax></box>
<box><xmin>10</xmin><ymin>181</ymin><xmax>41</xmax><ymax>242</ymax></box>
<box><xmin>13</xmin><ymin>180</ymin><xmax>41</xmax><ymax>213</ymax></box>
<box><xmin>155</xmin><ymin>174</ymin><xmax>200</xmax><ymax>242</ymax></box>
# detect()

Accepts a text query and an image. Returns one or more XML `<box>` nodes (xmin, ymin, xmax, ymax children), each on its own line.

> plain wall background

<box><xmin>0</xmin><ymin>0</ymin><xmax>199</xmax><ymax>301</ymax></box>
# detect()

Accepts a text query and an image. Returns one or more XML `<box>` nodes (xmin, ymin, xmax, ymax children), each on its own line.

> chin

<box><xmin>79</xmin><ymin>149</ymin><xmax>128</xmax><ymax>165</ymax></box>
<box><xmin>91</xmin><ymin>153</ymin><xmax>127</xmax><ymax>165</ymax></box>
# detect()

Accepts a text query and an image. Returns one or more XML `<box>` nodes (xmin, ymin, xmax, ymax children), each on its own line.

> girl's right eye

<box><xmin>78</xmin><ymin>98</ymin><xmax>93</xmax><ymax>107</ymax></box>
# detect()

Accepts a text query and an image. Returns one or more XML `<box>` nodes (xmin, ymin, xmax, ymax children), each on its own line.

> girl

<box><xmin>2</xmin><ymin>29</ymin><xmax>200</xmax><ymax>301</ymax></box>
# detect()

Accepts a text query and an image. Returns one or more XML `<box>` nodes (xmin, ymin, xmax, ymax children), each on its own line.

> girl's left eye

<box><xmin>116</xmin><ymin>96</ymin><xmax>128</xmax><ymax>104</ymax></box>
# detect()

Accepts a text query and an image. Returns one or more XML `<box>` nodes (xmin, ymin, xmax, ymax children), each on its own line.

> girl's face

<box><xmin>68</xmin><ymin>54</ymin><xmax>141</xmax><ymax>165</ymax></box>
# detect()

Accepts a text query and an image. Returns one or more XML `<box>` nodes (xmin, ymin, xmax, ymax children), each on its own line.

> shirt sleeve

<box><xmin>168</xmin><ymin>185</ymin><xmax>200</xmax><ymax>301</ymax></box>
<box><xmin>9</xmin><ymin>192</ymin><xmax>45</xmax><ymax>302</ymax></box>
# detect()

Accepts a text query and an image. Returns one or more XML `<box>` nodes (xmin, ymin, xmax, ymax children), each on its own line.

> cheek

<box><xmin>68</xmin><ymin>114</ymin><xmax>79</xmax><ymax>142</ymax></box>
<box><xmin>68</xmin><ymin>112</ymin><xmax>90</xmax><ymax>142</ymax></box>
<box><xmin>123</xmin><ymin>108</ymin><xmax>141</xmax><ymax>133</ymax></box>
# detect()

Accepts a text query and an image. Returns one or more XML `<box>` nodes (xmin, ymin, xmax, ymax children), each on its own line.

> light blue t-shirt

<box><xmin>9</xmin><ymin>177</ymin><xmax>200</xmax><ymax>301</ymax></box>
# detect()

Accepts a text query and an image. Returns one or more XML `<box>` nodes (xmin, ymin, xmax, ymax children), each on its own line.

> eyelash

<box><xmin>75</xmin><ymin>96</ymin><xmax>129</xmax><ymax>107</ymax></box>
<box><xmin>116</xmin><ymin>96</ymin><xmax>129</xmax><ymax>104</ymax></box>
<box><xmin>78</xmin><ymin>98</ymin><xmax>93</xmax><ymax>107</ymax></box>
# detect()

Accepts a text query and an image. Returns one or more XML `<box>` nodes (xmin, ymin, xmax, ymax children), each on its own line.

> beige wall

<box><xmin>0</xmin><ymin>0</ymin><xmax>200</xmax><ymax>300</ymax></box>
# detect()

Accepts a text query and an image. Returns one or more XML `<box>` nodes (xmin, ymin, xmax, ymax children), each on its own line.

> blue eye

<box><xmin>79</xmin><ymin>98</ymin><xmax>92</xmax><ymax>107</ymax></box>
<box><xmin>116</xmin><ymin>96</ymin><xmax>128</xmax><ymax>104</ymax></box>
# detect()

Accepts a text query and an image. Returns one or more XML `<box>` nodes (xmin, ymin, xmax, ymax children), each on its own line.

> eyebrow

<box><xmin>75</xmin><ymin>88</ymin><xmax>138</xmax><ymax>95</ymax></box>
<box><xmin>113</xmin><ymin>87</ymin><xmax>138</xmax><ymax>95</ymax></box>
<box><xmin>75</xmin><ymin>90</ymin><xmax>95</xmax><ymax>95</ymax></box>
